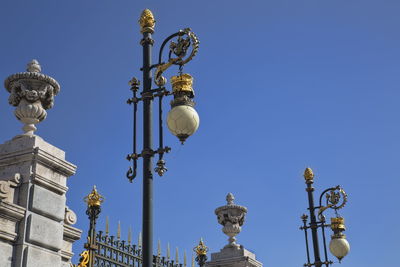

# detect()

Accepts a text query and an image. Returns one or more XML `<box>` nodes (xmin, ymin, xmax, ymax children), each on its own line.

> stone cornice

<box><xmin>32</xmin><ymin>173</ymin><xmax>68</xmax><ymax>195</ymax></box>
<box><xmin>63</xmin><ymin>224</ymin><xmax>82</xmax><ymax>242</ymax></box>
<box><xmin>0</xmin><ymin>200</ymin><xmax>26</xmax><ymax>220</ymax></box>
<box><xmin>0</xmin><ymin>147</ymin><xmax>77</xmax><ymax>177</ymax></box>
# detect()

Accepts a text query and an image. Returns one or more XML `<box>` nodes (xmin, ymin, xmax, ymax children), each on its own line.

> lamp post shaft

<box><xmin>142</xmin><ymin>31</ymin><xmax>154</xmax><ymax>267</ymax></box>
<box><xmin>306</xmin><ymin>181</ymin><xmax>322</xmax><ymax>267</ymax></box>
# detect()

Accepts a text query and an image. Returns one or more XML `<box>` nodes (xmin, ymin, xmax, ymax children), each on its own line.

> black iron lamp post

<box><xmin>300</xmin><ymin>168</ymin><xmax>350</xmax><ymax>267</ymax></box>
<box><xmin>126</xmin><ymin>9</ymin><xmax>200</xmax><ymax>267</ymax></box>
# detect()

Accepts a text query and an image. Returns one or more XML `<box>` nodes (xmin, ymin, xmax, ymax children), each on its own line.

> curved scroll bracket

<box><xmin>318</xmin><ymin>186</ymin><xmax>348</xmax><ymax>220</ymax></box>
<box><xmin>155</xmin><ymin>28</ymin><xmax>200</xmax><ymax>86</ymax></box>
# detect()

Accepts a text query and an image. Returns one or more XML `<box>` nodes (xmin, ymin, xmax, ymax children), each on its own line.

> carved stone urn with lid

<box><xmin>4</xmin><ymin>59</ymin><xmax>60</xmax><ymax>136</ymax></box>
<box><xmin>215</xmin><ymin>193</ymin><xmax>248</xmax><ymax>249</ymax></box>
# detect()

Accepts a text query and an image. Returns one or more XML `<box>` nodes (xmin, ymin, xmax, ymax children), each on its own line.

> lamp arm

<box><xmin>318</xmin><ymin>186</ymin><xmax>338</xmax><ymax>210</ymax></box>
<box><xmin>318</xmin><ymin>185</ymin><xmax>347</xmax><ymax>221</ymax></box>
<box><xmin>154</xmin><ymin>28</ymin><xmax>199</xmax><ymax>86</ymax></box>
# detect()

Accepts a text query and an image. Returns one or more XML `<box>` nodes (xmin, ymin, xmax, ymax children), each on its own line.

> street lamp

<box><xmin>125</xmin><ymin>9</ymin><xmax>200</xmax><ymax>267</ymax></box>
<box><xmin>300</xmin><ymin>168</ymin><xmax>350</xmax><ymax>267</ymax></box>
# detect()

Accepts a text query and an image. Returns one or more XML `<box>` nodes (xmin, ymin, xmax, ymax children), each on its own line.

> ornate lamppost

<box><xmin>126</xmin><ymin>9</ymin><xmax>200</xmax><ymax>267</ymax></box>
<box><xmin>300</xmin><ymin>168</ymin><xmax>350</xmax><ymax>267</ymax></box>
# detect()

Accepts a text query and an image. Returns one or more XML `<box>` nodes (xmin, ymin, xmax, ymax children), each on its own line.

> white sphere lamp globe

<box><xmin>167</xmin><ymin>105</ymin><xmax>199</xmax><ymax>144</ymax></box>
<box><xmin>329</xmin><ymin>237</ymin><xmax>350</xmax><ymax>262</ymax></box>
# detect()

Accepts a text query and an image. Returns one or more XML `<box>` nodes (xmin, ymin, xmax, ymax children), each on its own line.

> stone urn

<box><xmin>4</xmin><ymin>59</ymin><xmax>60</xmax><ymax>136</ymax></box>
<box><xmin>215</xmin><ymin>193</ymin><xmax>247</xmax><ymax>249</ymax></box>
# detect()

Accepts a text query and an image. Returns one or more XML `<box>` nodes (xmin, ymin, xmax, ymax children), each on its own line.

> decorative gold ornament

<box><xmin>331</xmin><ymin>217</ymin><xmax>346</xmax><ymax>232</ymax></box>
<box><xmin>193</xmin><ymin>238</ymin><xmax>208</xmax><ymax>256</ymax></box>
<box><xmin>304</xmin><ymin>167</ymin><xmax>314</xmax><ymax>181</ymax></box>
<box><xmin>139</xmin><ymin>9</ymin><xmax>155</xmax><ymax>33</ymax></box>
<box><xmin>171</xmin><ymin>74</ymin><xmax>194</xmax><ymax>95</ymax></box>
<box><xmin>70</xmin><ymin>250</ymin><xmax>90</xmax><ymax>267</ymax></box>
<box><xmin>84</xmin><ymin>185</ymin><xmax>104</xmax><ymax>207</ymax></box>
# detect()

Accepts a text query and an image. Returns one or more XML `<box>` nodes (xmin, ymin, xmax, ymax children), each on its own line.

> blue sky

<box><xmin>1</xmin><ymin>0</ymin><xmax>399</xmax><ymax>266</ymax></box>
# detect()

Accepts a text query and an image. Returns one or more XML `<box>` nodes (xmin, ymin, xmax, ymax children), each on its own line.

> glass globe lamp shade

<box><xmin>329</xmin><ymin>237</ymin><xmax>350</xmax><ymax>262</ymax></box>
<box><xmin>167</xmin><ymin>105</ymin><xmax>199</xmax><ymax>144</ymax></box>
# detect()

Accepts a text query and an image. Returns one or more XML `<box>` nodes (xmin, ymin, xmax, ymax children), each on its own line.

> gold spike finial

<box><xmin>105</xmin><ymin>216</ymin><xmax>110</xmax><ymax>235</ymax></box>
<box><xmin>191</xmin><ymin>253</ymin><xmax>195</xmax><ymax>267</ymax></box>
<box><xmin>138</xmin><ymin>232</ymin><xmax>142</xmax><ymax>248</ymax></box>
<box><xmin>184</xmin><ymin>250</ymin><xmax>187</xmax><ymax>267</ymax></box>
<box><xmin>176</xmin><ymin>247</ymin><xmax>179</xmax><ymax>264</ymax></box>
<box><xmin>167</xmin><ymin>242</ymin><xmax>171</xmax><ymax>260</ymax></box>
<box><xmin>157</xmin><ymin>240</ymin><xmax>161</xmax><ymax>257</ymax></box>
<box><xmin>193</xmin><ymin>238</ymin><xmax>208</xmax><ymax>256</ymax></box>
<box><xmin>128</xmin><ymin>226</ymin><xmax>132</xmax><ymax>244</ymax></box>
<box><xmin>84</xmin><ymin>185</ymin><xmax>104</xmax><ymax>207</ymax></box>
<box><xmin>117</xmin><ymin>221</ymin><xmax>121</xmax><ymax>240</ymax></box>
<box><xmin>304</xmin><ymin>167</ymin><xmax>314</xmax><ymax>181</ymax></box>
<box><xmin>139</xmin><ymin>9</ymin><xmax>155</xmax><ymax>34</ymax></box>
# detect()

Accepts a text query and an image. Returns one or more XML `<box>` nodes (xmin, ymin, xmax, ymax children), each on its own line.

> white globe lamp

<box><xmin>167</xmin><ymin>73</ymin><xmax>200</xmax><ymax>144</ymax></box>
<box><xmin>329</xmin><ymin>217</ymin><xmax>350</xmax><ymax>262</ymax></box>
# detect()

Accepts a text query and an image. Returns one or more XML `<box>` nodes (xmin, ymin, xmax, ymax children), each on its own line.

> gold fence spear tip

<box><xmin>138</xmin><ymin>232</ymin><xmax>142</xmax><ymax>248</ymax></box>
<box><xmin>105</xmin><ymin>216</ymin><xmax>109</xmax><ymax>235</ymax></box>
<box><xmin>191</xmin><ymin>253</ymin><xmax>195</xmax><ymax>267</ymax></box>
<box><xmin>184</xmin><ymin>250</ymin><xmax>187</xmax><ymax>267</ymax></box>
<box><xmin>157</xmin><ymin>239</ymin><xmax>161</xmax><ymax>257</ymax></box>
<box><xmin>167</xmin><ymin>242</ymin><xmax>171</xmax><ymax>260</ymax></box>
<box><xmin>304</xmin><ymin>167</ymin><xmax>314</xmax><ymax>181</ymax></box>
<box><xmin>117</xmin><ymin>221</ymin><xmax>121</xmax><ymax>240</ymax></box>
<box><xmin>128</xmin><ymin>226</ymin><xmax>132</xmax><ymax>244</ymax></box>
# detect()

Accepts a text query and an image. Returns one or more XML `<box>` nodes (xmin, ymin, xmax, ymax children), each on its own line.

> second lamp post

<box><xmin>300</xmin><ymin>168</ymin><xmax>350</xmax><ymax>267</ymax></box>
<box><xmin>126</xmin><ymin>9</ymin><xmax>200</xmax><ymax>267</ymax></box>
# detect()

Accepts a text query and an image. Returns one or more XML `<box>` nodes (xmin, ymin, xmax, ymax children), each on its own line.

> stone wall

<box><xmin>0</xmin><ymin>135</ymin><xmax>82</xmax><ymax>267</ymax></box>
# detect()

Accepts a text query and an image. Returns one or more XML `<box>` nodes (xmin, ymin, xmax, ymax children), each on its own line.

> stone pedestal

<box><xmin>0</xmin><ymin>135</ymin><xmax>82</xmax><ymax>267</ymax></box>
<box><xmin>206</xmin><ymin>246</ymin><xmax>262</xmax><ymax>267</ymax></box>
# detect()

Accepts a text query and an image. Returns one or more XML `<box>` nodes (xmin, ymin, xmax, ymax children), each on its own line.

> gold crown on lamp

<box><xmin>84</xmin><ymin>185</ymin><xmax>104</xmax><ymax>207</ymax></box>
<box><xmin>171</xmin><ymin>74</ymin><xmax>194</xmax><ymax>95</ymax></box>
<box><xmin>331</xmin><ymin>217</ymin><xmax>346</xmax><ymax>231</ymax></box>
<box><xmin>193</xmin><ymin>238</ymin><xmax>208</xmax><ymax>256</ymax></box>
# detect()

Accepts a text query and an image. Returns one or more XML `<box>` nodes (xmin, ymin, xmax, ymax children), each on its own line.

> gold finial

<box><xmin>304</xmin><ymin>167</ymin><xmax>314</xmax><ymax>181</ymax></box>
<box><xmin>117</xmin><ymin>221</ymin><xmax>121</xmax><ymax>240</ymax></box>
<box><xmin>176</xmin><ymin>247</ymin><xmax>179</xmax><ymax>264</ymax></box>
<box><xmin>128</xmin><ymin>226</ymin><xmax>132</xmax><ymax>244</ymax></box>
<box><xmin>184</xmin><ymin>250</ymin><xmax>187</xmax><ymax>267</ymax></box>
<box><xmin>157</xmin><ymin>240</ymin><xmax>161</xmax><ymax>257</ymax></box>
<box><xmin>139</xmin><ymin>9</ymin><xmax>155</xmax><ymax>33</ymax></box>
<box><xmin>167</xmin><ymin>242</ymin><xmax>171</xmax><ymax>260</ymax></box>
<box><xmin>191</xmin><ymin>253</ymin><xmax>195</xmax><ymax>267</ymax></box>
<box><xmin>193</xmin><ymin>238</ymin><xmax>208</xmax><ymax>256</ymax></box>
<box><xmin>105</xmin><ymin>216</ymin><xmax>109</xmax><ymax>235</ymax></box>
<box><xmin>138</xmin><ymin>232</ymin><xmax>142</xmax><ymax>248</ymax></box>
<box><xmin>84</xmin><ymin>185</ymin><xmax>104</xmax><ymax>207</ymax></box>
